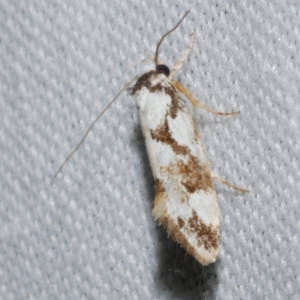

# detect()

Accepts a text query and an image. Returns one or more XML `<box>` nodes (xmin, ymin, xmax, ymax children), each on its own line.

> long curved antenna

<box><xmin>154</xmin><ymin>10</ymin><xmax>190</xmax><ymax>66</ymax></box>
<box><xmin>54</xmin><ymin>75</ymin><xmax>138</xmax><ymax>177</ymax></box>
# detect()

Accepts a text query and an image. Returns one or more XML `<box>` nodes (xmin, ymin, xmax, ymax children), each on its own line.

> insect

<box><xmin>128</xmin><ymin>11</ymin><xmax>247</xmax><ymax>265</ymax></box>
<box><xmin>56</xmin><ymin>11</ymin><xmax>248</xmax><ymax>265</ymax></box>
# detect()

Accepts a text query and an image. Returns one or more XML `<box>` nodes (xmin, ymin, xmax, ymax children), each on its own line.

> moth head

<box><xmin>156</xmin><ymin>64</ymin><xmax>170</xmax><ymax>77</ymax></box>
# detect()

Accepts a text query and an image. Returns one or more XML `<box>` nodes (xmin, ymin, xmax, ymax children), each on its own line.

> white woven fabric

<box><xmin>1</xmin><ymin>1</ymin><xmax>299</xmax><ymax>299</ymax></box>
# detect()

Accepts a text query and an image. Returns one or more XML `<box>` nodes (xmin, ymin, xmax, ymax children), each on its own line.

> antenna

<box><xmin>54</xmin><ymin>76</ymin><xmax>138</xmax><ymax>177</ymax></box>
<box><xmin>154</xmin><ymin>10</ymin><xmax>190</xmax><ymax>66</ymax></box>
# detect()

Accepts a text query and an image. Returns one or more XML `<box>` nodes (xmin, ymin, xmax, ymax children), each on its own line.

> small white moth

<box><xmin>56</xmin><ymin>11</ymin><xmax>247</xmax><ymax>266</ymax></box>
<box><xmin>129</xmin><ymin>11</ymin><xmax>247</xmax><ymax>265</ymax></box>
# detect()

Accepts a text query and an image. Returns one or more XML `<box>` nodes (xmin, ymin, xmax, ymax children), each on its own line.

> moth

<box><xmin>129</xmin><ymin>11</ymin><xmax>247</xmax><ymax>265</ymax></box>
<box><xmin>56</xmin><ymin>11</ymin><xmax>247</xmax><ymax>266</ymax></box>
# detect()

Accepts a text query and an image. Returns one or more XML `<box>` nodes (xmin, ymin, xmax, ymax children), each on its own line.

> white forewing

<box><xmin>130</xmin><ymin>72</ymin><xmax>219</xmax><ymax>265</ymax></box>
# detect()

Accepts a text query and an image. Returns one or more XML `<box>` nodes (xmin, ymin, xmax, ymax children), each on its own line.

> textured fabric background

<box><xmin>1</xmin><ymin>1</ymin><xmax>299</xmax><ymax>299</ymax></box>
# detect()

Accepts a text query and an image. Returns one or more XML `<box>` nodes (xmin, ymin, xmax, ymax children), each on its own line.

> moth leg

<box><xmin>170</xmin><ymin>33</ymin><xmax>195</xmax><ymax>79</ymax></box>
<box><xmin>212</xmin><ymin>172</ymin><xmax>249</xmax><ymax>193</ymax></box>
<box><xmin>172</xmin><ymin>80</ymin><xmax>240</xmax><ymax>116</ymax></box>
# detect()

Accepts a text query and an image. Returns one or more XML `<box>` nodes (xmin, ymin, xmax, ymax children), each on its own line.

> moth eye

<box><xmin>156</xmin><ymin>64</ymin><xmax>170</xmax><ymax>77</ymax></box>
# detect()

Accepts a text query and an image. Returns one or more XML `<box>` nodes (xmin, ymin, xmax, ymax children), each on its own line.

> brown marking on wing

<box><xmin>155</xmin><ymin>178</ymin><xmax>165</xmax><ymax>196</ymax></box>
<box><xmin>153</xmin><ymin>178</ymin><xmax>167</xmax><ymax>216</ymax></box>
<box><xmin>129</xmin><ymin>71</ymin><xmax>183</xmax><ymax>118</ymax></box>
<box><xmin>165</xmin><ymin>86</ymin><xmax>182</xmax><ymax>119</ymax></box>
<box><xmin>177</xmin><ymin>217</ymin><xmax>185</xmax><ymax>228</ymax></box>
<box><xmin>159</xmin><ymin>214</ymin><xmax>218</xmax><ymax>265</ymax></box>
<box><xmin>178</xmin><ymin>156</ymin><xmax>213</xmax><ymax>193</ymax></box>
<box><xmin>128</xmin><ymin>71</ymin><xmax>156</xmax><ymax>95</ymax></box>
<box><xmin>187</xmin><ymin>210</ymin><xmax>219</xmax><ymax>250</ymax></box>
<box><xmin>150</xmin><ymin>119</ymin><xmax>190</xmax><ymax>156</ymax></box>
<box><xmin>152</xmin><ymin>113</ymin><xmax>213</xmax><ymax>196</ymax></box>
<box><xmin>161</xmin><ymin>154</ymin><xmax>213</xmax><ymax>197</ymax></box>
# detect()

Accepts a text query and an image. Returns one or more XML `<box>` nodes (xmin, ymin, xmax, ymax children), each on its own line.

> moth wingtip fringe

<box><xmin>156</xmin><ymin>213</ymin><xmax>219</xmax><ymax>265</ymax></box>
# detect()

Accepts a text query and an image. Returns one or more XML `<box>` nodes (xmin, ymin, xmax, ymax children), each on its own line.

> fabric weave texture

<box><xmin>1</xmin><ymin>1</ymin><xmax>299</xmax><ymax>299</ymax></box>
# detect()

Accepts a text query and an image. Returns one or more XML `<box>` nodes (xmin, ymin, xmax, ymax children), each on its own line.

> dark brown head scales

<box><xmin>156</xmin><ymin>64</ymin><xmax>170</xmax><ymax>77</ymax></box>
